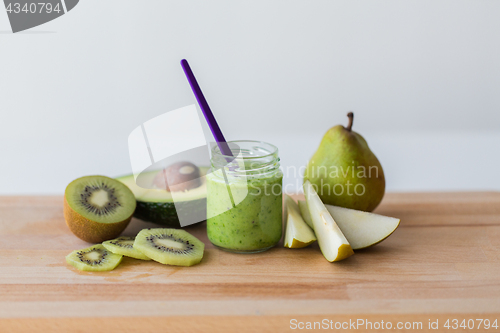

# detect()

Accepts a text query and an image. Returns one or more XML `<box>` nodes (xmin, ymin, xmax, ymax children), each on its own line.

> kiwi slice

<box><xmin>64</xmin><ymin>175</ymin><xmax>136</xmax><ymax>243</ymax></box>
<box><xmin>134</xmin><ymin>228</ymin><xmax>205</xmax><ymax>267</ymax></box>
<box><xmin>66</xmin><ymin>244</ymin><xmax>123</xmax><ymax>272</ymax></box>
<box><xmin>102</xmin><ymin>237</ymin><xmax>151</xmax><ymax>260</ymax></box>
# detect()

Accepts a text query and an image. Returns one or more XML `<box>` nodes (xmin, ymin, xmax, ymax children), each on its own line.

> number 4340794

<box><xmin>444</xmin><ymin>319</ymin><xmax>498</xmax><ymax>330</ymax></box>
<box><xmin>6</xmin><ymin>3</ymin><xmax>61</xmax><ymax>14</ymax></box>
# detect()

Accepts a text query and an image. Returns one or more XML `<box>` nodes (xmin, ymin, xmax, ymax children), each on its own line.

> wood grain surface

<box><xmin>1</xmin><ymin>192</ymin><xmax>500</xmax><ymax>332</ymax></box>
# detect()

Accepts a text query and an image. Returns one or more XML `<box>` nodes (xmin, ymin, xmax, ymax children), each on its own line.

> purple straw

<box><xmin>181</xmin><ymin>59</ymin><xmax>233</xmax><ymax>157</ymax></box>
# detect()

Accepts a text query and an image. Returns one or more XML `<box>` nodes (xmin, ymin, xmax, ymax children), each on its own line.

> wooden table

<box><xmin>1</xmin><ymin>192</ymin><xmax>500</xmax><ymax>332</ymax></box>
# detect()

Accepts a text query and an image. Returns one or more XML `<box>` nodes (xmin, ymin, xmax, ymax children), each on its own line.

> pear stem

<box><xmin>346</xmin><ymin>112</ymin><xmax>354</xmax><ymax>131</ymax></box>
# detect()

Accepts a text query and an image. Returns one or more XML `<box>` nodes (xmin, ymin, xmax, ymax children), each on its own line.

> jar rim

<box><xmin>211</xmin><ymin>140</ymin><xmax>279</xmax><ymax>160</ymax></box>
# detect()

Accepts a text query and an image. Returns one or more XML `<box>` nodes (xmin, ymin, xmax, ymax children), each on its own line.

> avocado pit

<box><xmin>153</xmin><ymin>161</ymin><xmax>201</xmax><ymax>192</ymax></box>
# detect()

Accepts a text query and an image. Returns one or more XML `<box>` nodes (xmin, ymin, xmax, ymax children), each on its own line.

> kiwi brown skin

<box><xmin>63</xmin><ymin>196</ymin><xmax>132</xmax><ymax>243</ymax></box>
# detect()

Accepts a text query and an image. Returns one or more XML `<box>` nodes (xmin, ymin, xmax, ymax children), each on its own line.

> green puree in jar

<box><xmin>206</xmin><ymin>166</ymin><xmax>283</xmax><ymax>252</ymax></box>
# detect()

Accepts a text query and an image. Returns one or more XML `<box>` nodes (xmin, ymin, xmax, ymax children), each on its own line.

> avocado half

<box><xmin>116</xmin><ymin>168</ymin><xmax>208</xmax><ymax>228</ymax></box>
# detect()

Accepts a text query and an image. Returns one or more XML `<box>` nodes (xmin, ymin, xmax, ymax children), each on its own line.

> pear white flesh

<box><xmin>303</xmin><ymin>181</ymin><xmax>353</xmax><ymax>262</ymax></box>
<box><xmin>298</xmin><ymin>200</ymin><xmax>400</xmax><ymax>250</ymax></box>
<box><xmin>298</xmin><ymin>200</ymin><xmax>314</xmax><ymax>229</ymax></box>
<box><xmin>284</xmin><ymin>195</ymin><xmax>316</xmax><ymax>248</ymax></box>
<box><xmin>325</xmin><ymin>205</ymin><xmax>400</xmax><ymax>250</ymax></box>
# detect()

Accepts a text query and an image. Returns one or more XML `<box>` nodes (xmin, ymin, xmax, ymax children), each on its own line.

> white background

<box><xmin>0</xmin><ymin>0</ymin><xmax>499</xmax><ymax>194</ymax></box>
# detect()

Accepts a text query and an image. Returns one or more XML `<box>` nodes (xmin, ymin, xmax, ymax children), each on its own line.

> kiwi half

<box><xmin>64</xmin><ymin>175</ymin><xmax>136</xmax><ymax>243</ymax></box>
<box><xmin>133</xmin><ymin>228</ymin><xmax>204</xmax><ymax>267</ymax></box>
<box><xmin>66</xmin><ymin>244</ymin><xmax>123</xmax><ymax>271</ymax></box>
<box><xmin>103</xmin><ymin>237</ymin><xmax>151</xmax><ymax>260</ymax></box>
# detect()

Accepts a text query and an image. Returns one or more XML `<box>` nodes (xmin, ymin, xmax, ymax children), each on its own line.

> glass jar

<box><xmin>206</xmin><ymin>140</ymin><xmax>283</xmax><ymax>253</ymax></box>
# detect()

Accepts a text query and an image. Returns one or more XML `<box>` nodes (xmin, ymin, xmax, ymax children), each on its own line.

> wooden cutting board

<box><xmin>1</xmin><ymin>192</ymin><xmax>500</xmax><ymax>332</ymax></box>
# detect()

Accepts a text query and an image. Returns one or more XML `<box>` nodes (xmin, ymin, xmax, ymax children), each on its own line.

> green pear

<box><xmin>304</xmin><ymin>112</ymin><xmax>385</xmax><ymax>212</ymax></box>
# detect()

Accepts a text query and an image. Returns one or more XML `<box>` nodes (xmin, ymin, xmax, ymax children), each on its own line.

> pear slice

<box><xmin>298</xmin><ymin>200</ymin><xmax>400</xmax><ymax>250</ymax></box>
<box><xmin>298</xmin><ymin>200</ymin><xmax>314</xmax><ymax>229</ymax></box>
<box><xmin>284</xmin><ymin>195</ymin><xmax>316</xmax><ymax>248</ymax></box>
<box><xmin>325</xmin><ymin>205</ymin><xmax>400</xmax><ymax>250</ymax></box>
<box><xmin>303</xmin><ymin>181</ymin><xmax>354</xmax><ymax>262</ymax></box>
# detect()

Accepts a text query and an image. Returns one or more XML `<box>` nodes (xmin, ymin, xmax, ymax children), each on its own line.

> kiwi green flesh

<box><xmin>66</xmin><ymin>244</ymin><xmax>123</xmax><ymax>272</ymax></box>
<box><xmin>102</xmin><ymin>237</ymin><xmax>151</xmax><ymax>260</ymax></box>
<box><xmin>65</xmin><ymin>176</ymin><xmax>136</xmax><ymax>224</ymax></box>
<box><xmin>133</xmin><ymin>228</ymin><xmax>204</xmax><ymax>266</ymax></box>
<box><xmin>116</xmin><ymin>168</ymin><xmax>208</xmax><ymax>203</ymax></box>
